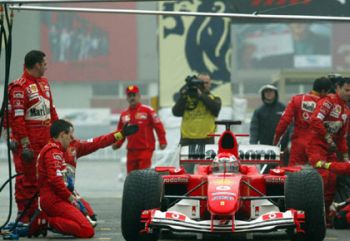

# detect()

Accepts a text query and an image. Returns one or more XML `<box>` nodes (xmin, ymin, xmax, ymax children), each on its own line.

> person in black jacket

<box><xmin>250</xmin><ymin>84</ymin><xmax>289</xmax><ymax>151</ymax></box>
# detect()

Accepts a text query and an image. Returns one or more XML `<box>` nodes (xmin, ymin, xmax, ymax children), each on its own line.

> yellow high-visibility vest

<box><xmin>181</xmin><ymin>97</ymin><xmax>216</xmax><ymax>139</ymax></box>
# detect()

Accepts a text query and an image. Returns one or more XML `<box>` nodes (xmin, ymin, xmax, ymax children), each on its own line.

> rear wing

<box><xmin>179</xmin><ymin>144</ymin><xmax>281</xmax><ymax>165</ymax></box>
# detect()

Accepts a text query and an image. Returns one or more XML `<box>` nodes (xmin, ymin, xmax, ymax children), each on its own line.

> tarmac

<box><xmin>1</xmin><ymin>158</ymin><xmax>350</xmax><ymax>240</ymax></box>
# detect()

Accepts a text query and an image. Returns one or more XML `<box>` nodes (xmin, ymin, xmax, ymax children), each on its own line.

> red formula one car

<box><xmin>121</xmin><ymin>121</ymin><xmax>326</xmax><ymax>241</ymax></box>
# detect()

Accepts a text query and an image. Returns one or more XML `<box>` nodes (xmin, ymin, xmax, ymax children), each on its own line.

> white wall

<box><xmin>50</xmin><ymin>83</ymin><xmax>93</xmax><ymax>108</ymax></box>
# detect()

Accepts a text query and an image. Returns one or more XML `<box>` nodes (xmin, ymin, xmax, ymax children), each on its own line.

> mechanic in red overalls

<box><xmin>8</xmin><ymin>50</ymin><xmax>58</xmax><ymax>223</ymax></box>
<box><xmin>38</xmin><ymin>119</ymin><xmax>137</xmax><ymax>237</ymax></box>
<box><xmin>315</xmin><ymin>160</ymin><xmax>350</xmax><ymax>228</ymax></box>
<box><xmin>306</xmin><ymin>77</ymin><xmax>350</xmax><ymax>212</ymax></box>
<box><xmin>112</xmin><ymin>85</ymin><xmax>167</xmax><ymax>173</ymax></box>
<box><xmin>273</xmin><ymin>77</ymin><xmax>332</xmax><ymax>166</ymax></box>
<box><xmin>63</xmin><ymin>124</ymin><xmax>137</xmax><ymax>223</ymax></box>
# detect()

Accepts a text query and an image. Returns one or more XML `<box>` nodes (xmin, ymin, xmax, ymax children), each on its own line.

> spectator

<box><xmin>37</xmin><ymin>119</ymin><xmax>137</xmax><ymax>238</ymax></box>
<box><xmin>112</xmin><ymin>85</ymin><xmax>167</xmax><ymax>173</ymax></box>
<box><xmin>172</xmin><ymin>73</ymin><xmax>221</xmax><ymax>171</ymax></box>
<box><xmin>273</xmin><ymin>77</ymin><xmax>332</xmax><ymax>166</ymax></box>
<box><xmin>250</xmin><ymin>84</ymin><xmax>288</xmax><ymax>149</ymax></box>
<box><xmin>8</xmin><ymin>50</ymin><xmax>58</xmax><ymax>223</ymax></box>
<box><xmin>308</xmin><ymin>77</ymin><xmax>350</xmax><ymax>215</ymax></box>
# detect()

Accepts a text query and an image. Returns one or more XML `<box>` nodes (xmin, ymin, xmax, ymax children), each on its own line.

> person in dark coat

<box><xmin>249</xmin><ymin>84</ymin><xmax>289</xmax><ymax>164</ymax></box>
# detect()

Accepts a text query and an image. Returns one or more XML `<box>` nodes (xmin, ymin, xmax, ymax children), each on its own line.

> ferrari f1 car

<box><xmin>121</xmin><ymin>120</ymin><xmax>326</xmax><ymax>241</ymax></box>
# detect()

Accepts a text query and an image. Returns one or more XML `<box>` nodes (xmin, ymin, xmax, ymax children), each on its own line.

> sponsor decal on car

<box><xmin>212</xmin><ymin>192</ymin><xmax>236</xmax><ymax>196</ymax></box>
<box><xmin>213</xmin><ymin>179</ymin><xmax>234</xmax><ymax>185</ymax></box>
<box><xmin>265</xmin><ymin>176</ymin><xmax>285</xmax><ymax>184</ymax></box>
<box><xmin>216</xmin><ymin>185</ymin><xmax>231</xmax><ymax>191</ymax></box>
<box><xmin>262</xmin><ymin>212</ymin><xmax>283</xmax><ymax>221</ymax></box>
<box><xmin>165</xmin><ymin>212</ymin><xmax>186</xmax><ymax>221</ymax></box>
<box><xmin>212</xmin><ymin>196</ymin><xmax>234</xmax><ymax>201</ymax></box>
<box><xmin>219</xmin><ymin>219</ymin><xmax>230</xmax><ymax>225</ymax></box>
<box><xmin>191</xmin><ymin>206</ymin><xmax>196</xmax><ymax>217</ymax></box>
<box><xmin>163</xmin><ymin>177</ymin><xmax>189</xmax><ymax>183</ymax></box>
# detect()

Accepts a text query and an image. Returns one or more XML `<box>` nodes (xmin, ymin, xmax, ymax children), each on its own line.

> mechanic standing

<box><xmin>307</xmin><ymin>77</ymin><xmax>350</xmax><ymax>214</ymax></box>
<box><xmin>172</xmin><ymin>74</ymin><xmax>221</xmax><ymax>154</ymax></box>
<box><xmin>273</xmin><ymin>77</ymin><xmax>332</xmax><ymax>166</ymax></box>
<box><xmin>37</xmin><ymin>119</ymin><xmax>138</xmax><ymax>238</ymax></box>
<box><xmin>8</xmin><ymin>50</ymin><xmax>58</xmax><ymax>223</ymax></box>
<box><xmin>112</xmin><ymin>85</ymin><xmax>167</xmax><ymax>173</ymax></box>
<box><xmin>250</xmin><ymin>84</ymin><xmax>289</xmax><ymax>165</ymax></box>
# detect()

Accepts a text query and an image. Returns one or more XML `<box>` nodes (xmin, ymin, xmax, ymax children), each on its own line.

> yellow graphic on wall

<box><xmin>159</xmin><ymin>1</ymin><xmax>232</xmax><ymax>107</ymax></box>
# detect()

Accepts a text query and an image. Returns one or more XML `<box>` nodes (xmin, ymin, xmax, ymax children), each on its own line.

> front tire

<box><xmin>121</xmin><ymin>169</ymin><xmax>163</xmax><ymax>241</ymax></box>
<box><xmin>285</xmin><ymin>169</ymin><xmax>326</xmax><ymax>241</ymax></box>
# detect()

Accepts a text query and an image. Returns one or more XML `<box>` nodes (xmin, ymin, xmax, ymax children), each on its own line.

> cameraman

<box><xmin>172</xmin><ymin>73</ymin><xmax>221</xmax><ymax>163</ymax></box>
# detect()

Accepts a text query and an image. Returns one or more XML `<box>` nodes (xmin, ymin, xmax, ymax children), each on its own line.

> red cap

<box><xmin>125</xmin><ymin>85</ymin><xmax>139</xmax><ymax>94</ymax></box>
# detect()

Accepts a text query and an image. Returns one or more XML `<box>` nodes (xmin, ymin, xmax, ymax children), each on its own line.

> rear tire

<box><xmin>121</xmin><ymin>169</ymin><xmax>163</xmax><ymax>241</ymax></box>
<box><xmin>285</xmin><ymin>169</ymin><xmax>326</xmax><ymax>241</ymax></box>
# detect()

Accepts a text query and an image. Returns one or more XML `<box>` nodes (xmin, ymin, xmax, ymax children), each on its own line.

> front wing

<box><xmin>143</xmin><ymin>210</ymin><xmax>299</xmax><ymax>233</ymax></box>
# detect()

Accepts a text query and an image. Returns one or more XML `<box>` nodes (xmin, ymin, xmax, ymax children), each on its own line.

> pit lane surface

<box><xmin>1</xmin><ymin>158</ymin><xmax>350</xmax><ymax>240</ymax></box>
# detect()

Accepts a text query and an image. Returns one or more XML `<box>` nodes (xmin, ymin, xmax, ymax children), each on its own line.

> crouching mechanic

<box><xmin>37</xmin><ymin>119</ymin><xmax>138</xmax><ymax>238</ymax></box>
<box><xmin>62</xmin><ymin>118</ymin><xmax>139</xmax><ymax>223</ymax></box>
<box><xmin>314</xmin><ymin>159</ymin><xmax>350</xmax><ymax>228</ymax></box>
<box><xmin>62</xmin><ymin>122</ymin><xmax>139</xmax><ymax>223</ymax></box>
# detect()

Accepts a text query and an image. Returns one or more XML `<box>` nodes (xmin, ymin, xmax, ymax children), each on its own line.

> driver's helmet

<box><xmin>212</xmin><ymin>152</ymin><xmax>240</xmax><ymax>174</ymax></box>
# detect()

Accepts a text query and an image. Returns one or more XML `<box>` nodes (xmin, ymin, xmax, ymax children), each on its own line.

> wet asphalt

<box><xmin>1</xmin><ymin>158</ymin><xmax>349</xmax><ymax>240</ymax></box>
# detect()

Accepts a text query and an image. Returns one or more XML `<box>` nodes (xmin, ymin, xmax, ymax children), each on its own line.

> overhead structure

<box><xmin>0</xmin><ymin>0</ymin><xmax>168</xmax><ymax>3</ymax></box>
<box><xmin>0</xmin><ymin>0</ymin><xmax>349</xmax><ymax>22</ymax></box>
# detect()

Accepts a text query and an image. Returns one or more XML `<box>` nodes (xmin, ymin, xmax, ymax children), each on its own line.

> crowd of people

<box><xmin>2</xmin><ymin>49</ymin><xmax>350</xmax><ymax>238</ymax></box>
<box><xmin>46</xmin><ymin>14</ymin><xmax>109</xmax><ymax>63</ymax></box>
